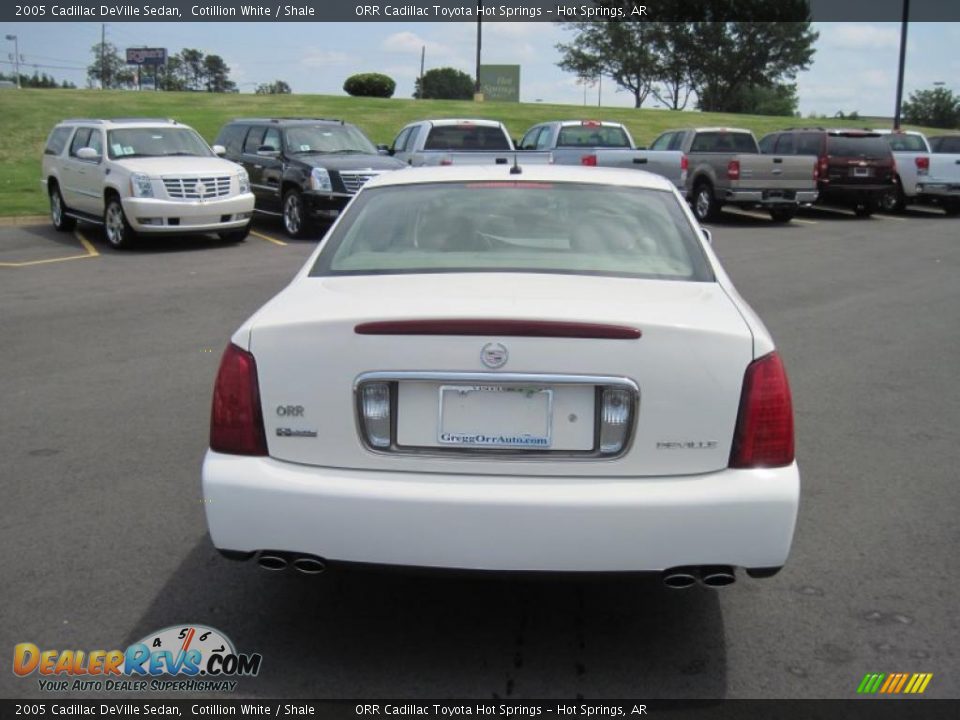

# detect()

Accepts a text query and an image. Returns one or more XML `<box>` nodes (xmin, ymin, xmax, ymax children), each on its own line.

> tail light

<box><xmin>210</xmin><ymin>343</ymin><xmax>267</xmax><ymax>456</ymax></box>
<box><xmin>915</xmin><ymin>156</ymin><xmax>929</xmax><ymax>175</ymax></box>
<box><xmin>581</xmin><ymin>154</ymin><xmax>597</xmax><ymax>167</ymax></box>
<box><xmin>599</xmin><ymin>387</ymin><xmax>634</xmax><ymax>454</ymax></box>
<box><xmin>813</xmin><ymin>160</ymin><xmax>819</xmax><ymax>181</ymax></box>
<box><xmin>818</xmin><ymin>155</ymin><xmax>830</xmax><ymax>181</ymax></box>
<box><xmin>439</xmin><ymin>156</ymin><xmax>453</xmax><ymax>166</ymax></box>
<box><xmin>727</xmin><ymin>159</ymin><xmax>740</xmax><ymax>180</ymax></box>
<box><xmin>729</xmin><ymin>352</ymin><xmax>794</xmax><ymax>469</ymax></box>
<box><xmin>680</xmin><ymin>154</ymin><xmax>689</xmax><ymax>172</ymax></box>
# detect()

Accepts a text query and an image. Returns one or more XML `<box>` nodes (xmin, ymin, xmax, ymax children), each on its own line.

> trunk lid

<box><xmin>248</xmin><ymin>273</ymin><xmax>754</xmax><ymax>477</ymax></box>
<box><xmin>734</xmin><ymin>155</ymin><xmax>817</xmax><ymax>190</ymax></box>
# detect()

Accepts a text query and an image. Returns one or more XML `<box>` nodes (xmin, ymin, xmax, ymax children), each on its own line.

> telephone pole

<box><xmin>893</xmin><ymin>0</ymin><xmax>909</xmax><ymax>128</ymax></box>
<box><xmin>100</xmin><ymin>24</ymin><xmax>107</xmax><ymax>89</ymax></box>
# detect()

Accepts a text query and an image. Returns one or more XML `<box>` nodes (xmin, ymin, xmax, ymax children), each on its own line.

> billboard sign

<box><xmin>126</xmin><ymin>48</ymin><xmax>168</xmax><ymax>66</ymax></box>
<box><xmin>479</xmin><ymin>65</ymin><xmax>520</xmax><ymax>103</ymax></box>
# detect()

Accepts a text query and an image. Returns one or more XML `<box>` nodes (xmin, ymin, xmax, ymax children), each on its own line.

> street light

<box><xmin>4</xmin><ymin>34</ymin><xmax>19</xmax><ymax>89</ymax></box>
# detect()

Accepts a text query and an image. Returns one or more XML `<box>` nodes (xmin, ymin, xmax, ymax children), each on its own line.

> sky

<box><xmin>2</xmin><ymin>21</ymin><xmax>959</xmax><ymax>116</ymax></box>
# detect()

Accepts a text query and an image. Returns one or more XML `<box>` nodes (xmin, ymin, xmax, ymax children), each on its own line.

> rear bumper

<box><xmin>202</xmin><ymin>451</ymin><xmax>800</xmax><ymax>573</ymax></box>
<box><xmin>721</xmin><ymin>189</ymin><xmax>818</xmax><ymax>206</ymax></box>
<box><xmin>818</xmin><ymin>183</ymin><xmax>891</xmax><ymax>203</ymax></box>
<box><xmin>123</xmin><ymin>194</ymin><xmax>254</xmax><ymax>233</ymax></box>
<box><xmin>916</xmin><ymin>182</ymin><xmax>960</xmax><ymax>198</ymax></box>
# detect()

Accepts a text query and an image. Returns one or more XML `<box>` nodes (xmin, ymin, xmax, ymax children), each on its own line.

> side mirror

<box><xmin>76</xmin><ymin>147</ymin><xmax>100</xmax><ymax>161</ymax></box>
<box><xmin>376</xmin><ymin>144</ymin><xmax>391</xmax><ymax>156</ymax></box>
<box><xmin>257</xmin><ymin>145</ymin><xmax>280</xmax><ymax>157</ymax></box>
<box><xmin>211</xmin><ymin>144</ymin><xmax>226</xmax><ymax>156</ymax></box>
<box><xmin>701</xmin><ymin>227</ymin><xmax>713</xmax><ymax>244</ymax></box>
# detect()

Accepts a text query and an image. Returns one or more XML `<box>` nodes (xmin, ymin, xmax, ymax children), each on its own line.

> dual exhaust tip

<box><xmin>256</xmin><ymin>552</ymin><xmax>327</xmax><ymax>575</ymax></box>
<box><xmin>662</xmin><ymin>565</ymin><xmax>736</xmax><ymax>589</ymax></box>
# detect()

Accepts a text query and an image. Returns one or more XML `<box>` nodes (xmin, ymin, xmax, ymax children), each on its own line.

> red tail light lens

<box><xmin>729</xmin><ymin>352</ymin><xmax>794</xmax><ymax>468</ymax></box>
<box><xmin>915</xmin><ymin>156</ymin><xmax>929</xmax><ymax>175</ymax></box>
<box><xmin>581</xmin><ymin>154</ymin><xmax>597</xmax><ymax>167</ymax></box>
<box><xmin>727</xmin><ymin>159</ymin><xmax>740</xmax><ymax>180</ymax></box>
<box><xmin>439</xmin><ymin>157</ymin><xmax>453</xmax><ymax>166</ymax></box>
<box><xmin>818</xmin><ymin>155</ymin><xmax>829</xmax><ymax>179</ymax></box>
<box><xmin>680</xmin><ymin>154</ymin><xmax>689</xmax><ymax>172</ymax></box>
<box><xmin>210</xmin><ymin>343</ymin><xmax>267</xmax><ymax>456</ymax></box>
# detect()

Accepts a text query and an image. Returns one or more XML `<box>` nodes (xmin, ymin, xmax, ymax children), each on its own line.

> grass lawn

<box><xmin>0</xmin><ymin>88</ymin><xmax>931</xmax><ymax>216</ymax></box>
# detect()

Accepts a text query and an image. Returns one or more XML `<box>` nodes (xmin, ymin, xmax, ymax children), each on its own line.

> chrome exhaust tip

<box><xmin>292</xmin><ymin>556</ymin><xmax>327</xmax><ymax>575</ymax></box>
<box><xmin>662</xmin><ymin>567</ymin><xmax>698</xmax><ymax>589</ymax></box>
<box><xmin>256</xmin><ymin>553</ymin><xmax>289</xmax><ymax>571</ymax></box>
<box><xmin>700</xmin><ymin>566</ymin><xmax>736</xmax><ymax>587</ymax></box>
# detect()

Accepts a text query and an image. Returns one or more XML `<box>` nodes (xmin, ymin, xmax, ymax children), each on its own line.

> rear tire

<box><xmin>691</xmin><ymin>182</ymin><xmax>719</xmax><ymax>222</ymax></box>
<box><xmin>282</xmin><ymin>189</ymin><xmax>314</xmax><ymax>238</ymax></box>
<box><xmin>49</xmin><ymin>183</ymin><xmax>76</xmax><ymax>232</ymax></box>
<box><xmin>769</xmin><ymin>207</ymin><xmax>796</xmax><ymax>223</ymax></box>
<box><xmin>103</xmin><ymin>196</ymin><xmax>137</xmax><ymax>249</ymax></box>
<box><xmin>853</xmin><ymin>201</ymin><xmax>876</xmax><ymax>218</ymax></box>
<box><xmin>219</xmin><ymin>224</ymin><xmax>250</xmax><ymax>243</ymax></box>
<box><xmin>879</xmin><ymin>183</ymin><xmax>905</xmax><ymax>213</ymax></box>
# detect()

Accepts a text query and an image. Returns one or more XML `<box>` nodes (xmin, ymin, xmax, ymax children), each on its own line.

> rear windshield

<box><xmin>690</xmin><ymin>132</ymin><xmax>758</xmax><ymax>153</ymax></box>
<box><xmin>45</xmin><ymin>126</ymin><xmax>73</xmax><ymax>156</ymax></box>
<box><xmin>557</xmin><ymin>125</ymin><xmax>631</xmax><ymax>148</ymax></box>
<box><xmin>826</xmin><ymin>134</ymin><xmax>891</xmax><ymax>158</ymax></box>
<box><xmin>423</xmin><ymin>125</ymin><xmax>511</xmax><ymax>151</ymax></box>
<box><xmin>106</xmin><ymin>128</ymin><xmax>212</xmax><ymax>159</ymax></box>
<box><xmin>310</xmin><ymin>182</ymin><xmax>713</xmax><ymax>282</ymax></box>
<box><xmin>882</xmin><ymin>133</ymin><xmax>927</xmax><ymax>152</ymax></box>
<box><xmin>930</xmin><ymin>136</ymin><xmax>960</xmax><ymax>153</ymax></box>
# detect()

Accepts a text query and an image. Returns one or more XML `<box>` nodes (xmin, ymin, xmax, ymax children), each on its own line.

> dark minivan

<box><xmin>214</xmin><ymin>118</ymin><xmax>404</xmax><ymax>237</ymax></box>
<box><xmin>759</xmin><ymin>128</ymin><xmax>895</xmax><ymax>217</ymax></box>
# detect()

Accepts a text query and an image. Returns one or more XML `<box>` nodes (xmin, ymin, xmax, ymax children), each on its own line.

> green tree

<box><xmin>343</xmin><ymin>73</ymin><xmax>395</xmax><ymax>98</ymax></box>
<box><xmin>649</xmin><ymin>22</ymin><xmax>697</xmax><ymax>110</ymax></box>
<box><xmin>157</xmin><ymin>55</ymin><xmax>187</xmax><ymax>91</ymax></box>
<box><xmin>722</xmin><ymin>82</ymin><xmax>799</xmax><ymax>116</ymax></box>
<box><xmin>414</xmin><ymin>67</ymin><xmax>474</xmax><ymax>100</ymax></box>
<box><xmin>86</xmin><ymin>42</ymin><xmax>135</xmax><ymax>89</ymax></box>
<box><xmin>180</xmin><ymin>49</ymin><xmax>205</xmax><ymax>91</ymax></box>
<box><xmin>902</xmin><ymin>87</ymin><xmax>960</xmax><ymax>129</ymax></box>
<box><xmin>255</xmin><ymin>80</ymin><xmax>293</xmax><ymax>95</ymax></box>
<box><xmin>557</xmin><ymin>20</ymin><xmax>660</xmax><ymax>108</ymax></box>
<box><xmin>203</xmin><ymin>54</ymin><xmax>235</xmax><ymax>93</ymax></box>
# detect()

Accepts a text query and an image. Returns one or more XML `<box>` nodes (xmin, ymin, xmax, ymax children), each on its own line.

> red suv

<box><xmin>759</xmin><ymin>129</ymin><xmax>896</xmax><ymax>217</ymax></box>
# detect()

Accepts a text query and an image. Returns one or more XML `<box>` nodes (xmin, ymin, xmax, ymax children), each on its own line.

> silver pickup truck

<box><xmin>517</xmin><ymin>120</ymin><xmax>688</xmax><ymax>192</ymax></box>
<box><xmin>651</xmin><ymin>127</ymin><xmax>818</xmax><ymax>222</ymax></box>
<box><xmin>875</xmin><ymin>129</ymin><xmax>960</xmax><ymax>216</ymax></box>
<box><xmin>388</xmin><ymin>119</ymin><xmax>550</xmax><ymax>167</ymax></box>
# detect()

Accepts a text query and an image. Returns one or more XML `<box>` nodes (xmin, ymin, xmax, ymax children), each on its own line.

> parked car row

<box><xmin>41</xmin><ymin>116</ymin><xmax>960</xmax><ymax>248</ymax></box>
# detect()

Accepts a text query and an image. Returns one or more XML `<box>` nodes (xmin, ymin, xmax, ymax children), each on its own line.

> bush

<box><xmin>414</xmin><ymin>67</ymin><xmax>474</xmax><ymax>100</ymax></box>
<box><xmin>343</xmin><ymin>73</ymin><xmax>395</xmax><ymax>98</ymax></box>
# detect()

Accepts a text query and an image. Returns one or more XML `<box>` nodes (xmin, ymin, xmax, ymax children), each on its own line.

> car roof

<box><xmin>228</xmin><ymin>117</ymin><xmax>346</xmax><ymax>126</ymax></box>
<box><xmin>363</xmin><ymin>164</ymin><xmax>676</xmax><ymax>192</ymax></box>
<box><xmin>421</xmin><ymin>118</ymin><xmax>504</xmax><ymax>128</ymax></box>
<box><xmin>58</xmin><ymin>118</ymin><xmax>183</xmax><ymax>128</ymax></box>
<box><xmin>870</xmin><ymin>128</ymin><xmax>924</xmax><ymax>136</ymax></box>
<box><xmin>555</xmin><ymin>120</ymin><xmax>627</xmax><ymax>128</ymax></box>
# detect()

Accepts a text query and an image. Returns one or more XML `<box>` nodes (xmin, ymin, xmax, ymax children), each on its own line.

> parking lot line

<box><xmin>251</xmin><ymin>229</ymin><xmax>288</xmax><ymax>247</ymax></box>
<box><xmin>0</xmin><ymin>228</ymin><xmax>99</xmax><ymax>268</ymax></box>
<box><xmin>875</xmin><ymin>213</ymin><xmax>909</xmax><ymax>222</ymax></box>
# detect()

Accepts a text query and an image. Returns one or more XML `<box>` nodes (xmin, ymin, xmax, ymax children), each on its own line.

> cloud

<box><xmin>300</xmin><ymin>49</ymin><xmax>349</xmax><ymax>68</ymax></box>
<box><xmin>822</xmin><ymin>23</ymin><xmax>900</xmax><ymax>51</ymax></box>
<box><xmin>382</xmin><ymin>31</ymin><xmax>451</xmax><ymax>57</ymax></box>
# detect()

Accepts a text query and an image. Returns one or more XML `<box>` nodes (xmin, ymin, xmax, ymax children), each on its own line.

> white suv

<box><xmin>42</xmin><ymin>118</ymin><xmax>255</xmax><ymax>248</ymax></box>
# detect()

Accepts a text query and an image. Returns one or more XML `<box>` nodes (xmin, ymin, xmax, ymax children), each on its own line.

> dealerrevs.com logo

<box><xmin>13</xmin><ymin>624</ymin><xmax>261</xmax><ymax>693</ymax></box>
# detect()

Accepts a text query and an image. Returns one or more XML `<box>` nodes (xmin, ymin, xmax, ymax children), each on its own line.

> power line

<box><xmin>0</xmin><ymin>59</ymin><xmax>85</xmax><ymax>71</ymax></box>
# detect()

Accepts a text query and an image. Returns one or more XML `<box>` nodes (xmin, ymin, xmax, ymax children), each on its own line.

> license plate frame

<box><xmin>852</xmin><ymin>166</ymin><xmax>872</xmax><ymax>177</ymax></box>
<box><xmin>437</xmin><ymin>384</ymin><xmax>554</xmax><ymax>450</ymax></box>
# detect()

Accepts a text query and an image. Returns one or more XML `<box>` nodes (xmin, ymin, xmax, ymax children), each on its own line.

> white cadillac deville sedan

<box><xmin>202</xmin><ymin>164</ymin><xmax>799</xmax><ymax>587</ymax></box>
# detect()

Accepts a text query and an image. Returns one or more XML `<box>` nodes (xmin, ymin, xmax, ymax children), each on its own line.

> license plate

<box><xmin>438</xmin><ymin>385</ymin><xmax>553</xmax><ymax>449</ymax></box>
<box><xmin>852</xmin><ymin>167</ymin><xmax>872</xmax><ymax>177</ymax></box>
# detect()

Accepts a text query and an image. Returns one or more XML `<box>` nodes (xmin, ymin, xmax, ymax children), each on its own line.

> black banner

<box><xmin>2</xmin><ymin>700</ymin><xmax>960</xmax><ymax>720</ymax></box>
<box><xmin>5</xmin><ymin>0</ymin><xmax>960</xmax><ymax>23</ymax></box>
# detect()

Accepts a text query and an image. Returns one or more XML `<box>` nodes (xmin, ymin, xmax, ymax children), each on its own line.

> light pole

<box><xmin>893</xmin><ymin>0</ymin><xmax>909</xmax><ymax>129</ymax></box>
<box><xmin>4</xmin><ymin>34</ymin><xmax>19</xmax><ymax>88</ymax></box>
<box><xmin>474</xmin><ymin>3</ymin><xmax>483</xmax><ymax>101</ymax></box>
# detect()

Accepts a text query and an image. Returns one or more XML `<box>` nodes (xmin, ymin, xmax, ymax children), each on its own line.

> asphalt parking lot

<box><xmin>1</xmin><ymin>206</ymin><xmax>958</xmax><ymax>700</ymax></box>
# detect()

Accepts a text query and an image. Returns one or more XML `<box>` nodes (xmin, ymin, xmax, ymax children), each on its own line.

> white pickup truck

<box><xmin>388</xmin><ymin>119</ymin><xmax>550</xmax><ymax>167</ymax></box>
<box><xmin>517</xmin><ymin>120</ymin><xmax>688</xmax><ymax>192</ymax></box>
<box><xmin>875</xmin><ymin>129</ymin><xmax>960</xmax><ymax>215</ymax></box>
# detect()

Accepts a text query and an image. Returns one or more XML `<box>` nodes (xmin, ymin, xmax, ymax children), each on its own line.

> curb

<box><xmin>0</xmin><ymin>215</ymin><xmax>48</xmax><ymax>227</ymax></box>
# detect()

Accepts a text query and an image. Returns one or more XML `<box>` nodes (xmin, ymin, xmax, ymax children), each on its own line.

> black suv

<box><xmin>758</xmin><ymin>128</ymin><xmax>895</xmax><ymax>217</ymax></box>
<box><xmin>214</xmin><ymin>118</ymin><xmax>404</xmax><ymax>237</ymax></box>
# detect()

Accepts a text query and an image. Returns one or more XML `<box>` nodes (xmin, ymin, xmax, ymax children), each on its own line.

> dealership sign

<box><xmin>479</xmin><ymin>65</ymin><xmax>520</xmax><ymax>103</ymax></box>
<box><xmin>126</xmin><ymin>48</ymin><xmax>167</xmax><ymax>65</ymax></box>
